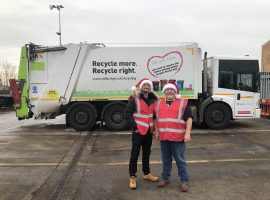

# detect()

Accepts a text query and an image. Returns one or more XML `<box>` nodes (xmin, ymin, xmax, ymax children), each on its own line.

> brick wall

<box><xmin>262</xmin><ymin>41</ymin><xmax>270</xmax><ymax>72</ymax></box>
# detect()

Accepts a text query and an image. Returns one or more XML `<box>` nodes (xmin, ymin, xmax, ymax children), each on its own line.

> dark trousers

<box><xmin>129</xmin><ymin>129</ymin><xmax>153</xmax><ymax>177</ymax></box>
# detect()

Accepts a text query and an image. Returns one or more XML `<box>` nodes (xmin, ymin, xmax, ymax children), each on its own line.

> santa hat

<box><xmin>162</xmin><ymin>83</ymin><xmax>181</xmax><ymax>99</ymax></box>
<box><xmin>131</xmin><ymin>78</ymin><xmax>153</xmax><ymax>91</ymax></box>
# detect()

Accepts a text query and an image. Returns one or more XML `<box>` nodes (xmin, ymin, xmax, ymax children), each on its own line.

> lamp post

<box><xmin>49</xmin><ymin>5</ymin><xmax>64</xmax><ymax>46</ymax></box>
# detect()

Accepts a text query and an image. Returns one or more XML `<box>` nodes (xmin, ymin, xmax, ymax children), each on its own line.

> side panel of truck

<box><xmin>27</xmin><ymin>43</ymin><xmax>202</xmax><ymax>117</ymax></box>
<box><xmin>19</xmin><ymin>43</ymin><xmax>203</xmax><ymax>131</ymax></box>
<box><xmin>73</xmin><ymin>45</ymin><xmax>202</xmax><ymax>101</ymax></box>
<box><xmin>30</xmin><ymin>44</ymin><xmax>82</xmax><ymax>114</ymax></box>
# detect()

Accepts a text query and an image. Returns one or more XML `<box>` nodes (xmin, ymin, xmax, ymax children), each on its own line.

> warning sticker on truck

<box><xmin>46</xmin><ymin>90</ymin><xmax>59</xmax><ymax>99</ymax></box>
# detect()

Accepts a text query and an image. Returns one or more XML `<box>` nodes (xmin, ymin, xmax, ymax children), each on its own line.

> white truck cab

<box><xmin>201</xmin><ymin>56</ymin><xmax>261</xmax><ymax>128</ymax></box>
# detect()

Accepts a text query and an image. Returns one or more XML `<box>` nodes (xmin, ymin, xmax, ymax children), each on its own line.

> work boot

<box><xmin>129</xmin><ymin>176</ymin><xmax>137</xmax><ymax>189</ymax></box>
<box><xmin>157</xmin><ymin>180</ymin><xmax>170</xmax><ymax>187</ymax></box>
<box><xmin>180</xmin><ymin>183</ymin><xmax>189</xmax><ymax>192</ymax></box>
<box><xmin>143</xmin><ymin>173</ymin><xmax>159</xmax><ymax>182</ymax></box>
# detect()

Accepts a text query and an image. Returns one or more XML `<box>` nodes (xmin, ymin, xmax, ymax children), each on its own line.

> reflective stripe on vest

<box><xmin>135</xmin><ymin>98</ymin><xmax>141</xmax><ymax>113</ymax></box>
<box><xmin>135</xmin><ymin>120</ymin><xmax>154</xmax><ymax>127</ymax></box>
<box><xmin>157</xmin><ymin>118</ymin><xmax>185</xmax><ymax>124</ymax></box>
<box><xmin>178</xmin><ymin>98</ymin><xmax>186</xmax><ymax>123</ymax></box>
<box><xmin>158</xmin><ymin>128</ymin><xmax>185</xmax><ymax>133</ymax></box>
<box><xmin>155</xmin><ymin>99</ymin><xmax>161</xmax><ymax>119</ymax></box>
<box><xmin>133</xmin><ymin>113</ymin><xmax>154</xmax><ymax>118</ymax></box>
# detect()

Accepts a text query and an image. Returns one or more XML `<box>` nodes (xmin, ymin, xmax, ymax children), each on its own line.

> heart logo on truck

<box><xmin>147</xmin><ymin>51</ymin><xmax>183</xmax><ymax>78</ymax></box>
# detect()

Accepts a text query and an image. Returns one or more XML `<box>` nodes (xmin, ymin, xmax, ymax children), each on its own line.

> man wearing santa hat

<box><xmin>126</xmin><ymin>78</ymin><xmax>159</xmax><ymax>189</ymax></box>
<box><xmin>155</xmin><ymin>82</ymin><xmax>192</xmax><ymax>192</ymax></box>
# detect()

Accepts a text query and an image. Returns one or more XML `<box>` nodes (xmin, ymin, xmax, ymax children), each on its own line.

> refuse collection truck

<box><xmin>10</xmin><ymin>42</ymin><xmax>261</xmax><ymax>130</ymax></box>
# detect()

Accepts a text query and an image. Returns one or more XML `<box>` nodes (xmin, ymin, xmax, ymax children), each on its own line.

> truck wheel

<box><xmin>204</xmin><ymin>103</ymin><xmax>231</xmax><ymax>129</ymax></box>
<box><xmin>67</xmin><ymin>102</ymin><xmax>97</xmax><ymax>131</ymax></box>
<box><xmin>103</xmin><ymin>103</ymin><xmax>128</xmax><ymax>131</ymax></box>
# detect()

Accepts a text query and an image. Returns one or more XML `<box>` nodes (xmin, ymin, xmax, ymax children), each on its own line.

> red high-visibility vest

<box><xmin>133</xmin><ymin>97</ymin><xmax>155</xmax><ymax>135</ymax></box>
<box><xmin>156</xmin><ymin>99</ymin><xmax>188</xmax><ymax>141</ymax></box>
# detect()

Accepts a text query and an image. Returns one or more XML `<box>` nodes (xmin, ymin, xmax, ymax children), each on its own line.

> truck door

<box><xmin>234</xmin><ymin>73</ymin><xmax>254</xmax><ymax>117</ymax></box>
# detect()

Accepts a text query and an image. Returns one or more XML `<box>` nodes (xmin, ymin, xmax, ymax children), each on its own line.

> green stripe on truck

<box><xmin>16</xmin><ymin>46</ymin><xmax>29</xmax><ymax>119</ymax></box>
<box><xmin>72</xmin><ymin>90</ymin><xmax>194</xmax><ymax>98</ymax></box>
<box><xmin>30</xmin><ymin>62</ymin><xmax>45</xmax><ymax>70</ymax></box>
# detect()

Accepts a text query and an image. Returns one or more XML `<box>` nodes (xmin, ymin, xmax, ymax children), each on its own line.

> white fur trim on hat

<box><xmin>162</xmin><ymin>83</ymin><xmax>177</xmax><ymax>93</ymax></box>
<box><xmin>139</xmin><ymin>80</ymin><xmax>153</xmax><ymax>90</ymax></box>
<box><xmin>163</xmin><ymin>83</ymin><xmax>181</xmax><ymax>99</ymax></box>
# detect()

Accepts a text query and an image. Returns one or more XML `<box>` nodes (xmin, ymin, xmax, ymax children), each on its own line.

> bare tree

<box><xmin>0</xmin><ymin>61</ymin><xmax>18</xmax><ymax>86</ymax></box>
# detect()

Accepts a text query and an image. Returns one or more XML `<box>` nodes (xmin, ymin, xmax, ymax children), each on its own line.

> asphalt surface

<box><xmin>0</xmin><ymin>110</ymin><xmax>270</xmax><ymax>200</ymax></box>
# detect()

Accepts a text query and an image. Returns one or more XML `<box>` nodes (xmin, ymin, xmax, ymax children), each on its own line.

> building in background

<box><xmin>262</xmin><ymin>41</ymin><xmax>270</xmax><ymax>72</ymax></box>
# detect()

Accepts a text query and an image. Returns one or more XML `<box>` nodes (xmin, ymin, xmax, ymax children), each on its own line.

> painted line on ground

<box><xmin>92</xmin><ymin>129</ymin><xmax>270</xmax><ymax>136</ymax></box>
<box><xmin>0</xmin><ymin>163</ymin><xmax>60</xmax><ymax>166</ymax></box>
<box><xmin>0</xmin><ymin>119</ymin><xmax>34</xmax><ymax>133</ymax></box>
<box><xmin>0</xmin><ymin>128</ymin><xmax>269</xmax><ymax>137</ymax></box>
<box><xmin>96</xmin><ymin>158</ymin><xmax>270</xmax><ymax>166</ymax></box>
<box><xmin>1</xmin><ymin>158</ymin><xmax>269</xmax><ymax>167</ymax></box>
<box><xmin>190</xmin><ymin>129</ymin><xmax>270</xmax><ymax>134</ymax></box>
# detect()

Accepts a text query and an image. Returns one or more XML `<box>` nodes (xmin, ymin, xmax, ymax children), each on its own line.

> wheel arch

<box><xmin>66</xmin><ymin>101</ymin><xmax>98</xmax><ymax>118</ymax></box>
<box><xmin>198</xmin><ymin>97</ymin><xmax>214</xmax><ymax>124</ymax></box>
<box><xmin>66</xmin><ymin>101</ymin><xmax>98</xmax><ymax>131</ymax></box>
<box><xmin>102</xmin><ymin>101</ymin><xmax>128</xmax><ymax>131</ymax></box>
<box><xmin>101</xmin><ymin>101</ymin><xmax>127</xmax><ymax>120</ymax></box>
<box><xmin>203</xmin><ymin>100</ymin><xmax>233</xmax><ymax>129</ymax></box>
<box><xmin>199</xmin><ymin>98</ymin><xmax>233</xmax><ymax>124</ymax></box>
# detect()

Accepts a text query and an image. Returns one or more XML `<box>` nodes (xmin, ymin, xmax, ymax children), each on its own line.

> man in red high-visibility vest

<box><xmin>155</xmin><ymin>82</ymin><xmax>192</xmax><ymax>192</ymax></box>
<box><xmin>126</xmin><ymin>78</ymin><xmax>159</xmax><ymax>189</ymax></box>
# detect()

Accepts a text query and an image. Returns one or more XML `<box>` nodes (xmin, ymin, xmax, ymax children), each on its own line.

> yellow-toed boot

<box><xmin>129</xmin><ymin>176</ymin><xmax>137</xmax><ymax>189</ymax></box>
<box><xmin>143</xmin><ymin>173</ymin><xmax>159</xmax><ymax>182</ymax></box>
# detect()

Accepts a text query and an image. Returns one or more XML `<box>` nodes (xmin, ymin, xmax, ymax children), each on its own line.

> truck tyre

<box><xmin>67</xmin><ymin>102</ymin><xmax>97</xmax><ymax>131</ymax></box>
<box><xmin>66</xmin><ymin>117</ymin><xmax>70</xmax><ymax>128</ymax></box>
<box><xmin>103</xmin><ymin>103</ymin><xmax>128</xmax><ymax>131</ymax></box>
<box><xmin>204</xmin><ymin>103</ymin><xmax>231</xmax><ymax>129</ymax></box>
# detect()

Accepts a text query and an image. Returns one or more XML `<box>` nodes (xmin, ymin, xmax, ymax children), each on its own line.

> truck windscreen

<box><xmin>218</xmin><ymin>60</ymin><xmax>259</xmax><ymax>93</ymax></box>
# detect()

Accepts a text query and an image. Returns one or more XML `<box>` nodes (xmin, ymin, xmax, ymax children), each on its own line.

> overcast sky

<box><xmin>0</xmin><ymin>0</ymin><xmax>269</xmax><ymax>66</ymax></box>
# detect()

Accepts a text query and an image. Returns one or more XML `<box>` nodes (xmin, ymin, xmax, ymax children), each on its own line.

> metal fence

<box><xmin>260</xmin><ymin>72</ymin><xmax>270</xmax><ymax>99</ymax></box>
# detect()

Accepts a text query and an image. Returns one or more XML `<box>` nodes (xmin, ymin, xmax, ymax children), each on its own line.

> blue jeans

<box><xmin>160</xmin><ymin>140</ymin><xmax>189</xmax><ymax>183</ymax></box>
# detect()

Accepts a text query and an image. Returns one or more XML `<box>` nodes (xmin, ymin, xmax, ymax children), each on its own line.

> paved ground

<box><xmin>0</xmin><ymin>110</ymin><xmax>270</xmax><ymax>200</ymax></box>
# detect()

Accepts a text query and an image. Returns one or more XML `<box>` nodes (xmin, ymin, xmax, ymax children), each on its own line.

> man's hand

<box><xmin>154</xmin><ymin>132</ymin><xmax>159</xmax><ymax>140</ymax></box>
<box><xmin>154</xmin><ymin>120</ymin><xmax>159</xmax><ymax>140</ymax></box>
<box><xmin>184</xmin><ymin>132</ymin><xmax>191</xmax><ymax>143</ymax></box>
<box><xmin>184</xmin><ymin>118</ymin><xmax>192</xmax><ymax>143</ymax></box>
